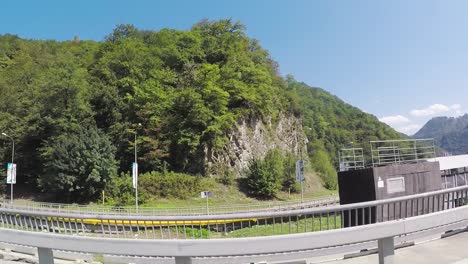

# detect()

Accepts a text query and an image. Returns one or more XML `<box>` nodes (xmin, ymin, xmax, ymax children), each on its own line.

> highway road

<box><xmin>324</xmin><ymin>231</ymin><xmax>468</xmax><ymax>264</ymax></box>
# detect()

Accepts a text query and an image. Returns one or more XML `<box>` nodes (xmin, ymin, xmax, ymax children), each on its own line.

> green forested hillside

<box><xmin>285</xmin><ymin>78</ymin><xmax>401</xmax><ymax>187</ymax></box>
<box><xmin>0</xmin><ymin>20</ymin><xmax>401</xmax><ymax>201</ymax></box>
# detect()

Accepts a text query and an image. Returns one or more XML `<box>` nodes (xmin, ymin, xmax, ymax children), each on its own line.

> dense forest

<box><xmin>286</xmin><ymin>78</ymin><xmax>401</xmax><ymax>187</ymax></box>
<box><xmin>0</xmin><ymin>20</ymin><xmax>400</xmax><ymax>202</ymax></box>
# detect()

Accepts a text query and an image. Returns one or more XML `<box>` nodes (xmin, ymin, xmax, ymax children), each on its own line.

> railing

<box><xmin>1</xmin><ymin>186</ymin><xmax>468</xmax><ymax>264</ymax></box>
<box><xmin>2</xmin><ymin>195</ymin><xmax>339</xmax><ymax>216</ymax></box>
<box><xmin>1</xmin><ymin>186</ymin><xmax>468</xmax><ymax>263</ymax></box>
<box><xmin>0</xmin><ymin>186</ymin><xmax>467</xmax><ymax>240</ymax></box>
<box><xmin>339</xmin><ymin>147</ymin><xmax>365</xmax><ymax>171</ymax></box>
<box><xmin>370</xmin><ymin>138</ymin><xmax>436</xmax><ymax>167</ymax></box>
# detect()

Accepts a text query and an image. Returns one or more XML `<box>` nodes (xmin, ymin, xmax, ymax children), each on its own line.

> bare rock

<box><xmin>205</xmin><ymin>113</ymin><xmax>308</xmax><ymax>176</ymax></box>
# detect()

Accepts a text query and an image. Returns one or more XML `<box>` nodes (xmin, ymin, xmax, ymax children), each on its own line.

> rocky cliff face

<box><xmin>204</xmin><ymin>114</ymin><xmax>308</xmax><ymax>176</ymax></box>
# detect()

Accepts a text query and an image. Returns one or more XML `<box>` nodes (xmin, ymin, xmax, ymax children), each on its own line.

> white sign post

<box><xmin>132</xmin><ymin>162</ymin><xmax>138</xmax><ymax>212</ymax></box>
<box><xmin>132</xmin><ymin>162</ymin><xmax>138</xmax><ymax>188</ymax></box>
<box><xmin>201</xmin><ymin>191</ymin><xmax>212</xmax><ymax>214</ymax></box>
<box><xmin>6</xmin><ymin>163</ymin><xmax>16</xmax><ymax>203</ymax></box>
<box><xmin>296</xmin><ymin>160</ymin><xmax>305</xmax><ymax>203</ymax></box>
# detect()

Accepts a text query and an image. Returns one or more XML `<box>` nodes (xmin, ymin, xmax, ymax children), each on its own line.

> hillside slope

<box><xmin>413</xmin><ymin>114</ymin><xmax>468</xmax><ymax>154</ymax></box>
<box><xmin>286</xmin><ymin>78</ymin><xmax>402</xmax><ymax>187</ymax></box>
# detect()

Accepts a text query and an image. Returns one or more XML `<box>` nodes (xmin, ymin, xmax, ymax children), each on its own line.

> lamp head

<box><xmin>1</xmin><ymin>133</ymin><xmax>7</xmax><ymax>136</ymax></box>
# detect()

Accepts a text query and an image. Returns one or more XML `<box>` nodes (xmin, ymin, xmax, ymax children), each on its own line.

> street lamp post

<box><xmin>134</xmin><ymin>123</ymin><xmax>141</xmax><ymax>213</ymax></box>
<box><xmin>2</xmin><ymin>133</ymin><xmax>14</xmax><ymax>203</ymax></box>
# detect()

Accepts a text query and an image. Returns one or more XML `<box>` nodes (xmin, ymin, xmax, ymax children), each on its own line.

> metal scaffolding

<box><xmin>339</xmin><ymin>147</ymin><xmax>365</xmax><ymax>171</ymax></box>
<box><xmin>370</xmin><ymin>138</ymin><xmax>435</xmax><ymax>167</ymax></box>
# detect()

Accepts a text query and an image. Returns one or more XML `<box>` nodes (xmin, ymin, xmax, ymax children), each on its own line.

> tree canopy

<box><xmin>0</xmin><ymin>20</ymin><xmax>402</xmax><ymax>199</ymax></box>
<box><xmin>0</xmin><ymin>20</ymin><xmax>290</xmax><ymax>194</ymax></box>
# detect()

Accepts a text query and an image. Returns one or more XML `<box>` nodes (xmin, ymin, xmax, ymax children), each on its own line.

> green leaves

<box><xmin>38</xmin><ymin>127</ymin><xmax>117</xmax><ymax>201</ymax></box>
<box><xmin>89</xmin><ymin>20</ymin><xmax>287</xmax><ymax>174</ymax></box>
<box><xmin>287</xmin><ymin>78</ymin><xmax>401</xmax><ymax>189</ymax></box>
<box><xmin>246</xmin><ymin>149</ymin><xmax>297</xmax><ymax>198</ymax></box>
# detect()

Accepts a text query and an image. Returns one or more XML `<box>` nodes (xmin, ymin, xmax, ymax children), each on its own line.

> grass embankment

<box><xmin>83</xmin><ymin>214</ymin><xmax>343</xmax><ymax>239</ymax></box>
<box><xmin>226</xmin><ymin>215</ymin><xmax>342</xmax><ymax>238</ymax></box>
<box><xmin>117</xmin><ymin>169</ymin><xmax>336</xmax><ymax>209</ymax></box>
<box><xmin>11</xmin><ymin>168</ymin><xmax>336</xmax><ymax>210</ymax></box>
<box><xmin>140</xmin><ymin>214</ymin><xmax>342</xmax><ymax>239</ymax></box>
<box><xmin>140</xmin><ymin>185</ymin><xmax>335</xmax><ymax>209</ymax></box>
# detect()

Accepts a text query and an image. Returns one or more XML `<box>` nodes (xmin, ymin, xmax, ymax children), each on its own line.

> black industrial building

<box><xmin>337</xmin><ymin>139</ymin><xmax>468</xmax><ymax>227</ymax></box>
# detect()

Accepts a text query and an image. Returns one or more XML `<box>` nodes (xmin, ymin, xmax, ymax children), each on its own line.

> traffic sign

<box><xmin>200</xmin><ymin>191</ymin><xmax>212</xmax><ymax>198</ymax></box>
<box><xmin>6</xmin><ymin>163</ymin><xmax>16</xmax><ymax>184</ymax></box>
<box><xmin>295</xmin><ymin>160</ymin><xmax>304</xmax><ymax>182</ymax></box>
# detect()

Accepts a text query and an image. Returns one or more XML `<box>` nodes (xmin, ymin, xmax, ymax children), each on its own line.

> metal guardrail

<box><xmin>3</xmin><ymin>195</ymin><xmax>339</xmax><ymax>216</ymax></box>
<box><xmin>0</xmin><ymin>186</ymin><xmax>467</xmax><ymax>240</ymax></box>
<box><xmin>1</xmin><ymin>186</ymin><xmax>468</xmax><ymax>264</ymax></box>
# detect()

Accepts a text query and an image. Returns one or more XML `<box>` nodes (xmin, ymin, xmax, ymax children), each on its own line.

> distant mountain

<box><xmin>413</xmin><ymin>114</ymin><xmax>468</xmax><ymax>154</ymax></box>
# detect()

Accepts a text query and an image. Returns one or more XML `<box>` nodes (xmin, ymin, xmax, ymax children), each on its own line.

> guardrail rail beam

<box><xmin>0</xmin><ymin>185</ymin><xmax>467</xmax><ymax>263</ymax></box>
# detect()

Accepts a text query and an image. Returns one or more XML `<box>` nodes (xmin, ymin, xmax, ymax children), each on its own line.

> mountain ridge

<box><xmin>413</xmin><ymin>114</ymin><xmax>468</xmax><ymax>154</ymax></box>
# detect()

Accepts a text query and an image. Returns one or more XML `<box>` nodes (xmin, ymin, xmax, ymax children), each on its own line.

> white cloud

<box><xmin>379</xmin><ymin>115</ymin><xmax>422</xmax><ymax>135</ymax></box>
<box><xmin>379</xmin><ymin>115</ymin><xmax>410</xmax><ymax>126</ymax></box>
<box><xmin>451</xmin><ymin>104</ymin><xmax>462</xmax><ymax>110</ymax></box>
<box><xmin>410</xmin><ymin>103</ymin><xmax>463</xmax><ymax>117</ymax></box>
<box><xmin>450</xmin><ymin>104</ymin><xmax>463</xmax><ymax>116</ymax></box>
<box><xmin>398</xmin><ymin>124</ymin><xmax>422</xmax><ymax>135</ymax></box>
<box><xmin>378</xmin><ymin>104</ymin><xmax>466</xmax><ymax>136</ymax></box>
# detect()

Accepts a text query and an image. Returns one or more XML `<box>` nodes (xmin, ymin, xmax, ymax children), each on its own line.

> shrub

<box><xmin>246</xmin><ymin>149</ymin><xmax>285</xmax><ymax>198</ymax></box>
<box><xmin>139</xmin><ymin>171</ymin><xmax>215</xmax><ymax>199</ymax></box>
<box><xmin>310</xmin><ymin>146</ymin><xmax>337</xmax><ymax>190</ymax></box>
<box><xmin>104</xmin><ymin>172</ymin><xmax>136</xmax><ymax>206</ymax></box>
<box><xmin>214</xmin><ymin>164</ymin><xmax>236</xmax><ymax>186</ymax></box>
<box><xmin>282</xmin><ymin>152</ymin><xmax>299</xmax><ymax>193</ymax></box>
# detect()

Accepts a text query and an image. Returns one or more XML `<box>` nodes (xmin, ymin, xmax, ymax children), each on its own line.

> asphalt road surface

<box><xmin>324</xmin><ymin>231</ymin><xmax>468</xmax><ymax>264</ymax></box>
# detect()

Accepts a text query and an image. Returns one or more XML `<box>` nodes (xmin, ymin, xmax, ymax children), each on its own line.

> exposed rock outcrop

<box><xmin>205</xmin><ymin>114</ymin><xmax>308</xmax><ymax>176</ymax></box>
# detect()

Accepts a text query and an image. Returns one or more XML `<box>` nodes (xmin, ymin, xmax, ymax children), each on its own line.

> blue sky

<box><xmin>2</xmin><ymin>0</ymin><xmax>468</xmax><ymax>135</ymax></box>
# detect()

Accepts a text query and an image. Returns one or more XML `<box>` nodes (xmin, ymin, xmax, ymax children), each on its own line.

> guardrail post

<box><xmin>38</xmin><ymin>247</ymin><xmax>54</xmax><ymax>264</ymax></box>
<box><xmin>378</xmin><ymin>237</ymin><xmax>394</xmax><ymax>264</ymax></box>
<box><xmin>174</xmin><ymin>256</ymin><xmax>192</xmax><ymax>264</ymax></box>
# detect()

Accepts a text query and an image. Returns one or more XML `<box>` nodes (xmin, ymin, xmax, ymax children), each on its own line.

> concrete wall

<box><xmin>373</xmin><ymin>162</ymin><xmax>441</xmax><ymax>200</ymax></box>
